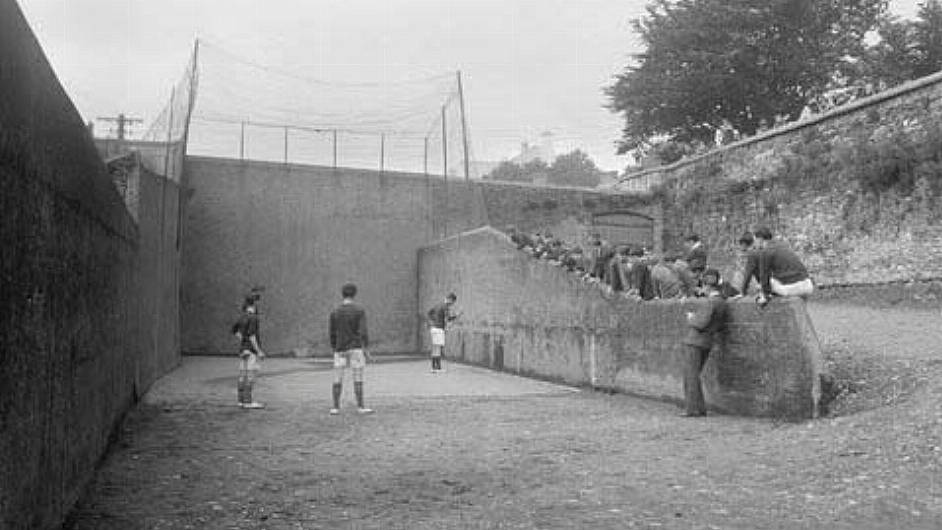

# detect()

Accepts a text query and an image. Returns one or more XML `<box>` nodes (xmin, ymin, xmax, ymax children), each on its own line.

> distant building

<box><xmin>510</xmin><ymin>130</ymin><xmax>555</xmax><ymax>165</ymax></box>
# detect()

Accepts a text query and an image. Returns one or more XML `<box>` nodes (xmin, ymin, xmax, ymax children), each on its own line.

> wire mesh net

<box><xmin>139</xmin><ymin>51</ymin><xmax>197</xmax><ymax>180</ymax></box>
<box><xmin>170</xmin><ymin>40</ymin><xmax>472</xmax><ymax>176</ymax></box>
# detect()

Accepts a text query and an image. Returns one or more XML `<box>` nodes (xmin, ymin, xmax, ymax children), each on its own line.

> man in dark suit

<box><xmin>681</xmin><ymin>269</ymin><xmax>728</xmax><ymax>417</ymax></box>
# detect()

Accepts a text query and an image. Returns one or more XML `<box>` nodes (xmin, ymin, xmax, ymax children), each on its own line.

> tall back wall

<box><xmin>180</xmin><ymin>157</ymin><xmax>657</xmax><ymax>355</ymax></box>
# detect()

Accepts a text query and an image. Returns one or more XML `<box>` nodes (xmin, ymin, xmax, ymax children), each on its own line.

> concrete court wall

<box><xmin>180</xmin><ymin>156</ymin><xmax>489</xmax><ymax>356</ymax></box>
<box><xmin>181</xmin><ymin>157</ymin><xmax>662</xmax><ymax>357</ymax></box>
<box><xmin>0</xmin><ymin>2</ymin><xmax>181</xmax><ymax>527</ymax></box>
<box><xmin>418</xmin><ymin>227</ymin><xmax>823</xmax><ymax>419</ymax></box>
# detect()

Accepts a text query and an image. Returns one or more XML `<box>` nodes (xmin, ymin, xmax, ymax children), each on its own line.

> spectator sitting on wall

<box><xmin>684</xmin><ymin>234</ymin><xmax>708</xmax><ymax>275</ymax></box>
<box><xmin>628</xmin><ymin>247</ymin><xmax>655</xmax><ymax>301</ymax></box>
<box><xmin>734</xmin><ymin>231</ymin><xmax>761</xmax><ymax>296</ymax></box>
<box><xmin>608</xmin><ymin>246</ymin><xmax>631</xmax><ymax>293</ymax></box>
<box><xmin>714</xmin><ymin>270</ymin><xmax>741</xmax><ymax>299</ymax></box>
<box><xmin>508</xmin><ymin>226</ymin><xmax>534</xmax><ymax>251</ymax></box>
<box><xmin>651</xmin><ymin>253</ymin><xmax>685</xmax><ymax>299</ymax></box>
<box><xmin>753</xmin><ymin>226</ymin><xmax>814</xmax><ymax>307</ymax></box>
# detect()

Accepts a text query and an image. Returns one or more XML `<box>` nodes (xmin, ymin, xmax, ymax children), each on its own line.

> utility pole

<box><xmin>96</xmin><ymin>113</ymin><xmax>143</xmax><ymax>140</ymax></box>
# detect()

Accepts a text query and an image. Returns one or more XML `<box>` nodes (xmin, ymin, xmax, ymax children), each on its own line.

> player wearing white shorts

<box><xmin>328</xmin><ymin>283</ymin><xmax>374</xmax><ymax>415</ymax></box>
<box><xmin>426</xmin><ymin>293</ymin><xmax>460</xmax><ymax>373</ymax></box>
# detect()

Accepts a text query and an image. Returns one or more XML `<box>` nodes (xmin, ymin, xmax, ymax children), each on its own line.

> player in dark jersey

<box><xmin>232</xmin><ymin>295</ymin><xmax>266</xmax><ymax>409</ymax></box>
<box><xmin>426</xmin><ymin>293</ymin><xmax>460</xmax><ymax>373</ymax></box>
<box><xmin>328</xmin><ymin>283</ymin><xmax>374</xmax><ymax>415</ymax></box>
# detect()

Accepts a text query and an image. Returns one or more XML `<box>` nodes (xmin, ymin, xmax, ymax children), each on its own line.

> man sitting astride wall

<box><xmin>753</xmin><ymin>226</ymin><xmax>814</xmax><ymax>307</ymax></box>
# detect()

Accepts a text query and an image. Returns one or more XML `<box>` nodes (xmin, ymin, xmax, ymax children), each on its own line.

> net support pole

<box><xmin>332</xmin><ymin>129</ymin><xmax>338</xmax><ymax>169</ymax></box>
<box><xmin>442</xmin><ymin>105</ymin><xmax>448</xmax><ymax>238</ymax></box>
<box><xmin>163</xmin><ymin>87</ymin><xmax>176</xmax><ymax>179</ymax></box>
<box><xmin>240</xmin><ymin>121</ymin><xmax>245</xmax><ymax>161</ymax></box>
<box><xmin>424</xmin><ymin>136</ymin><xmax>430</xmax><ymax>242</ymax></box>
<box><xmin>456</xmin><ymin>70</ymin><xmax>470</xmax><ymax>181</ymax></box>
<box><xmin>181</xmin><ymin>38</ymin><xmax>200</xmax><ymax>159</ymax></box>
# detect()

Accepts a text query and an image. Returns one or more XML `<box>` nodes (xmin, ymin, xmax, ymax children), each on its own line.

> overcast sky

<box><xmin>18</xmin><ymin>0</ymin><xmax>923</xmax><ymax>172</ymax></box>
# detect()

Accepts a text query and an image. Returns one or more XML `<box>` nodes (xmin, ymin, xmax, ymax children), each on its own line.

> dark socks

<box><xmin>354</xmin><ymin>382</ymin><xmax>364</xmax><ymax>408</ymax></box>
<box><xmin>332</xmin><ymin>382</ymin><xmax>342</xmax><ymax>409</ymax></box>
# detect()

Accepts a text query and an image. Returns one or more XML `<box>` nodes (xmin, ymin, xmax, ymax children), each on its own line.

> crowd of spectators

<box><xmin>505</xmin><ymin>225</ymin><xmax>812</xmax><ymax>305</ymax></box>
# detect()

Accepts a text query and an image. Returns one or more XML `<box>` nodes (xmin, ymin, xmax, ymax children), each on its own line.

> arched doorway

<box><xmin>591</xmin><ymin>210</ymin><xmax>655</xmax><ymax>249</ymax></box>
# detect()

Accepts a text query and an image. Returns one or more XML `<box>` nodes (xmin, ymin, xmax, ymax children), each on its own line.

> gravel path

<box><xmin>65</xmin><ymin>304</ymin><xmax>942</xmax><ymax>529</ymax></box>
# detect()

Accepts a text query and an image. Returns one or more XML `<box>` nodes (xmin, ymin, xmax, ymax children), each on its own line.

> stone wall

<box><xmin>0</xmin><ymin>3</ymin><xmax>181</xmax><ymax>527</ymax></box>
<box><xmin>180</xmin><ymin>157</ymin><xmax>656</xmax><ymax>356</ymax></box>
<box><xmin>418</xmin><ymin>227</ymin><xmax>822</xmax><ymax>419</ymax></box>
<box><xmin>615</xmin><ymin>72</ymin><xmax>942</xmax><ymax>288</ymax></box>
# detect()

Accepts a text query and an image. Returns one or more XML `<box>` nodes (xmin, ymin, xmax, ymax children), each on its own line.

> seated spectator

<box><xmin>734</xmin><ymin>231</ymin><xmax>760</xmax><ymax>295</ymax></box>
<box><xmin>650</xmin><ymin>253</ymin><xmax>685</xmax><ymax>299</ymax></box>
<box><xmin>753</xmin><ymin>226</ymin><xmax>814</xmax><ymax>305</ymax></box>
<box><xmin>609</xmin><ymin>246</ymin><xmax>632</xmax><ymax>293</ymax></box>
<box><xmin>672</xmin><ymin>258</ymin><xmax>697</xmax><ymax>297</ymax></box>
<box><xmin>714</xmin><ymin>271</ymin><xmax>740</xmax><ymax>299</ymax></box>
<box><xmin>628</xmin><ymin>247</ymin><xmax>655</xmax><ymax>300</ymax></box>
<box><xmin>683</xmin><ymin>234</ymin><xmax>708</xmax><ymax>276</ymax></box>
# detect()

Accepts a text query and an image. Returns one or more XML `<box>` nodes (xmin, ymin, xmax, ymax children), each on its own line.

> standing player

<box><xmin>328</xmin><ymin>283</ymin><xmax>374</xmax><ymax>415</ymax></box>
<box><xmin>232</xmin><ymin>295</ymin><xmax>266</xmax><ymax>409</ymax></box>
<box><xmin>427</xmin><ymin>293</ymin><xmax>460</xmax><ymax>373</ymax></box>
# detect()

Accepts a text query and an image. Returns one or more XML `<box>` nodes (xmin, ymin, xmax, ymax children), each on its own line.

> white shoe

<box><xmin>329</xmin><ymin>408</ymin><xmax>340</xmax><ymax>415</ymax></box>
<box><xmin>242</xmin><ymin>402</ymin><xmax>265</xmax><ymax>409</ymax></box>
<box><xmin>357</xmin><ymin>407</ymin><xmax>375</xmax><ymax>414</ymax></box>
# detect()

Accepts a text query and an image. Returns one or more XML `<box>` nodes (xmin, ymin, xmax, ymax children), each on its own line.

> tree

<box><xmin>547</xmin><ymin>150</ymin><xmax>602</xmax><ymax>188</ymax></box>
<box><xmin>484</xmin><ymin>160</ymin><xmax>531</xmax><ymax>183</ymax></box>
<box><xmin>912</xmin><ymin>0</ymin><xmax>942</xmax><ymax>78</ymax></box>
<box><xmin>859</xmin><ymin>16</ymin><xmax>920</xmax><ymax>90</ymax></box>
<box><xmin>855</xmin><ymin>1</ymin><xmax>942</xmax><ymax>93</ymax></box>
<box><xmin>483</xmin><ymin>151</ymin><xmax>602</xmax><ymax>188</ymax></box>
<box><xmin>606</xmin><ymin>0</ymin><xmax>887</xmax><ymax>156</ymax></box>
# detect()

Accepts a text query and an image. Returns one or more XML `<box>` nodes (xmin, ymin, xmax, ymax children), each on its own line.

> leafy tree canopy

<box><xmin>862</xmin><ymin>0</ymin><xmax>942</xmax><ymax>88</ymax></box>
<box><xmin>606</xmin><ymin>0</ymin><xmax>887</xmax><ymax>156</ymax></box>
<box><xmin>484</xmin><ymin>150</ymin><xmax>602</xmax><ymax>188</ymax></box>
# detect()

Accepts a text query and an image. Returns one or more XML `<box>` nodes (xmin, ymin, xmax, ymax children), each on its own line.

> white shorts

<box><xmin>771</xmin><ymin>277</ymin><xmax>814</xmax><ymax>297</ymax></box>
<box><xmin>430</xmin><ymin>327</ymin><xmax>445</xmax><ymax>347</ymax></box>
<box><xmin>239</xmin><ymin>351</ymin><xmax>260</xmax><ymax>372</ymax></box>
<box><xmin>334</xmin><ymin>349</ymin><xmax>366</xmax><ymax>370</ymax></box>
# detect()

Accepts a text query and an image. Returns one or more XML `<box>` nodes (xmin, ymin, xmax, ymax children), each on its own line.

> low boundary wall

<box><xmin>418</xmin><ymin>227</ymin><xmax>822</xmax><ymax>419</ymax></box>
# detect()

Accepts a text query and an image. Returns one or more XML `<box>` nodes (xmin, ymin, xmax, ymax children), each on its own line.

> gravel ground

<box><xmin>65</xmin><ymin>303</ymin><xmax>942</xmax><ymax>530</ymax></box>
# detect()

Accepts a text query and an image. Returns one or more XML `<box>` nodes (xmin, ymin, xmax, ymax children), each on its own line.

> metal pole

<box><xmin>456</xmin><ymin>70</ymin><xmax>471</xmax><ymax>181</ymax></box>
<box><xmin>240</xmin><ymin>121</ymin><xmax>245</xmax><ymax>160</ymax></box>
<box><xmin>442</xmin><ymin>105</ymin><xmax>448</xmax><ymax>179</ymax></box>
<box><xmin>380</xmin><ymin>133</ymin><xmax>385</xmax><ymax>174</ymax></box>
<box><xmin>424</xmin><ymin>136</ymin><xmax>430</xmax><ymax>242</ymax></box>
<box><xmin>423</xmin><ymin>136</ymin><xmax>429</xmax><ymax>176</ymax></box>
<box><xmin>283</xmin><ymin>126</ymin><xmax>289</xmax><ymax>164</ymax></box>
<box><xmin>442</xmin><ymin>105</ymin><xmax>448</xmax><ymax>237</ymax></box>
<box><xmin>332</xmin><ymin>129</ymin><xmax>338</xmax><ymax>169</ymax></box>
<box><xmin>163</xmin><ymin>87</ymin><xmax>176</xmax><ymax>179</ymax></box>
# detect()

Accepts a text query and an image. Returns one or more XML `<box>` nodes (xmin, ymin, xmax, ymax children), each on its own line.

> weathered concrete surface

<box><xmin>180</xmin><ymin>156</ymin><xmax>660</xmax><ymax>357</ymax></box>
<box><xmin>418</xmin><ymin>227</ymin><xmax>822</xmax><ymax>419</ymax></box>
<box><xmin>0</xmin><ymin>4</ymin><xmax>181</xmax><ymax>528</ymax></box>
